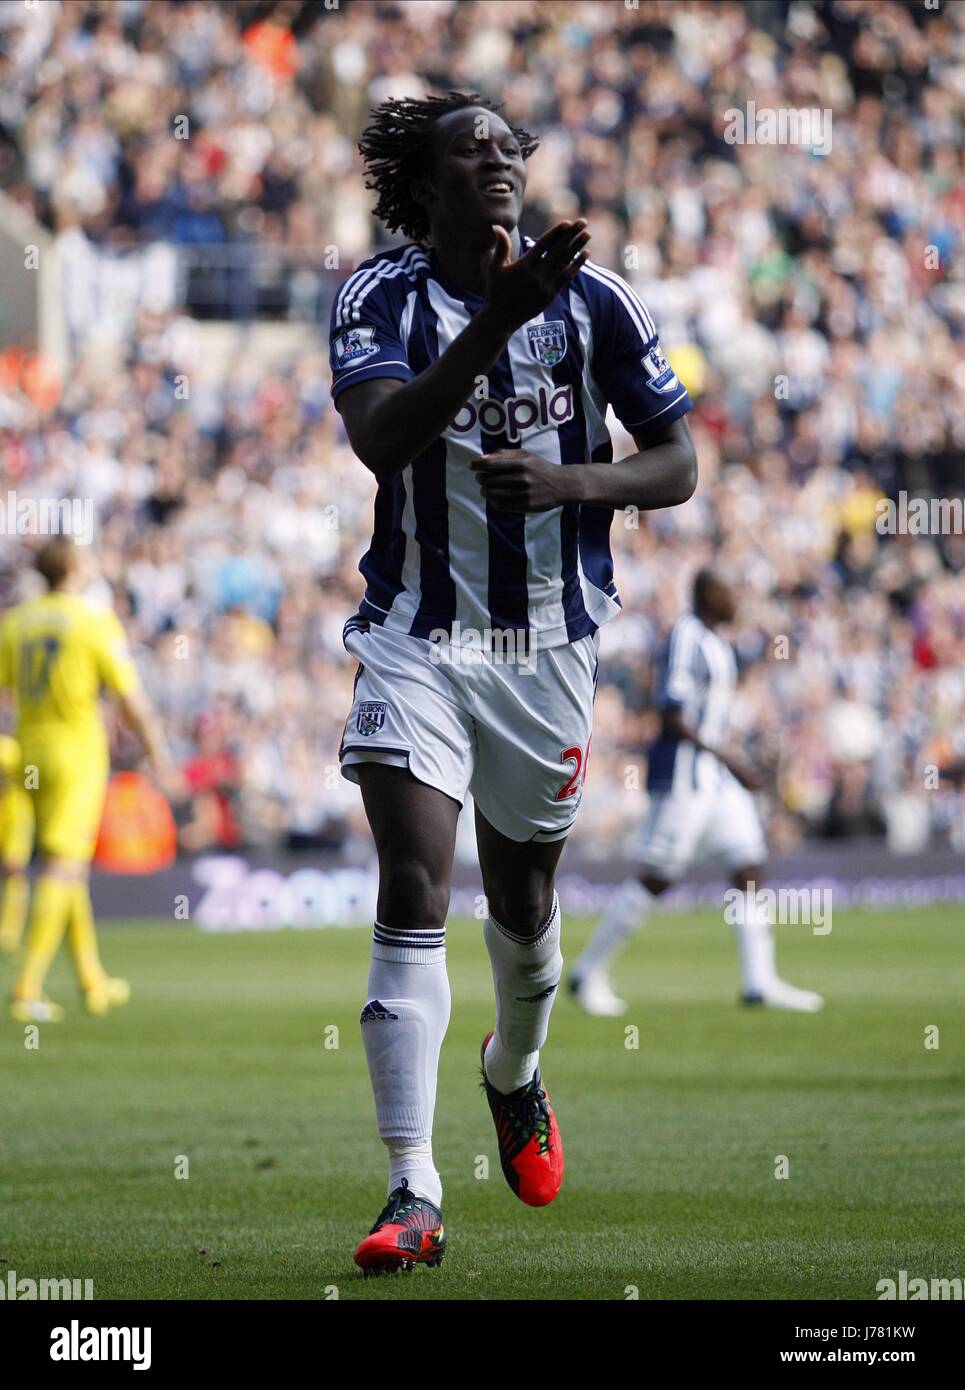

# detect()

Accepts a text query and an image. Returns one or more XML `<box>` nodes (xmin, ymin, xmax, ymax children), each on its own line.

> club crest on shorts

<box><xmin>527</xmin><ymin>320</ymin><xmax>567</xmax><ymax>366</ymax></box>
<box><xmin>333</xmin><ymin>325</ymin><xmax>378</xmax><ymax>368</ymax></box>
<box><xmin>356</xmin><ymin>700</ymin><xmax>387</xmax><ymax>737</ymax></box>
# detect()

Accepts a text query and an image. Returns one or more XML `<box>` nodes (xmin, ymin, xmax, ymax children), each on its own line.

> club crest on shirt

<box><xmin>642</xmin><ymin>345</ymin><xmax>679</xmax><ymax>394</ymax></box>
<box><xmin>356</xmin><ymin>701</ymin><xmax>387</xmax><ymax>737</ymax></box>
<box><xmin>527</xmin><ymin>320</ymin><xmax>567</xmax><ymax>366</ymax></box>
<box><xmin>333</xmin><ymin>325</ymin><xmax>378</xmax><ymax>368</ymax></box>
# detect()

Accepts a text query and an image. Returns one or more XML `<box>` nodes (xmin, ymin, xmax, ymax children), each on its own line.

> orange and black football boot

<box><xmin>480</xmin><ymin>1031</ymin><xmax>564</xmax><ymax>1207</ymax></box>
<box><xmin>353</xmin><ymin>1178</ymin><xmax>446</xmax><ymax>1276</ymax></box>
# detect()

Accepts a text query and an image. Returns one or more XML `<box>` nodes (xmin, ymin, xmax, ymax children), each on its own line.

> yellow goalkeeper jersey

<box><xmin>0</xmin><ymin>592</ymin><xmax>139</xmax><ymax>743</ymax></box>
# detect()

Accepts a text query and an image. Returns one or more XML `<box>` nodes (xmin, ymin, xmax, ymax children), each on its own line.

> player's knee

<box><xmin>379</xmin><ymin>859</ymin><xmax>449</xmax><ymax>931</ymax></box>
<box><xmin>40</xmin><ymin>855</ymin><xmax>89</xmax><ymax>882</ymax></box>
<box><xmin>485</xmin><ymin>882</ymin><xmax>554</xmax><ymax>939</ymax></box>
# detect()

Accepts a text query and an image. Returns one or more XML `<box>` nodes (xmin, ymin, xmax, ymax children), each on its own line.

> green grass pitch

<box><xmin>1</xmin><ymin>907</ymin><xmax>961</xmax><ymax>1301</ymax></box>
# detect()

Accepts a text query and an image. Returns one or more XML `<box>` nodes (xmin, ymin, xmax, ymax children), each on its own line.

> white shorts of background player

<box><xmin>638</xmin><ymin>774</ymin><xmax>767</xmax><ymax>880</ymax></box>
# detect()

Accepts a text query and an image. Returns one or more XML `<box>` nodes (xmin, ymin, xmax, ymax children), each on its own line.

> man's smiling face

<box><xmin>416</xmin><ymin>106</ymin><xmax>528</xmax><ymax>241</ymax></box>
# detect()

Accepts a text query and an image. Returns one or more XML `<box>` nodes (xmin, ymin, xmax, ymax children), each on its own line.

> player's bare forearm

<box><xmin>119</xmin><ymin>688</ymin><xmax>173</xmax><ymax>780</ymax></box>
<box><xmin>338</xmin><ymin>308</ymin><xmax>513</xmax><ymax>480</ymax></box>
<box><xmin>663</xmin><ymin>707</ymin><xmax>761</xmax><ymax>791</ymax></box>
<box><xmin>575</xmin><ymin>419</ymin><xmax>697</xmax><ymax>510</ymax></box>
<box><xmin>663</xmin><ymin>706</ymin><xmax>712</xmax><ymax>753</ymax></box>
<box><xmin>473</xmin><ymin>418</ymin><xmax>697</xmax><ymax>513</ymax></box>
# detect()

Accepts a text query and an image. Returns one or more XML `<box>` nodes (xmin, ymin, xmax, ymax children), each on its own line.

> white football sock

<box><xmin>484</xmin><ymin>893</ymin><xmax>562</xmax><ymax>1095</ymax></box>
<box><xmin>361</xmin><ymin>922</ymin><xmax>450</xmax><ymax>1207</ymax></box>
<box><xmin>385</xmin><ymin>1138</ymin><xmax>441</xmax><ymax>1208</ymax></box>
<box><xmin>730</xmin><ymin>889</ymin><xmax>778</xmax><ymax>996</ymax></box>
<box><xmin>574</xmin><ymin>876</ymin><xmax>654</xmax><ymax>978</ymax></box>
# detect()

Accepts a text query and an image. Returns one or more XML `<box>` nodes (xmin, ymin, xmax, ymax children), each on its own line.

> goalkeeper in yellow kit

<box><xmin>0</xmin><ymin>538</ymin><xmax>172</xmax><ymax>1023</ymax></box>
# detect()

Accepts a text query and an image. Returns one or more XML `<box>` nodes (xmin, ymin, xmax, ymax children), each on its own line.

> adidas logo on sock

<box><xmin>360</xmin><ymin>999</ymin><xmax>400</xmax><ymax>1023</ymax></box>
<box><xmin>515</xmin><ymin>980</ymin><xmax>560</xmax><ymax>1004</ymax></box>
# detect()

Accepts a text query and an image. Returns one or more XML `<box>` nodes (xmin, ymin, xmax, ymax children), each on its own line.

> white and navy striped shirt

<box><xmin>330</xmin><ymin>240</ymin><xmax>691</xmax><ymax>649</ymax></box>
<box><xmin>647</xmin><ymin>613</ymin><xmax>737</xmax><ymax>793</ymax></box>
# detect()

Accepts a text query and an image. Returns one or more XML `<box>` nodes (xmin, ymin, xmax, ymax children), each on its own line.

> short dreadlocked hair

<box><xmin>357</xmin><ymin>91</ymin><xmax>539</xmax><ymax>245</ymax></box>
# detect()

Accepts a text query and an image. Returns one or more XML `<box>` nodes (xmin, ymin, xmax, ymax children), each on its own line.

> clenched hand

<box><xmin>471</xmin><ymin>450</ymin><xmax>582</xmax><ymax>513</ymax></box>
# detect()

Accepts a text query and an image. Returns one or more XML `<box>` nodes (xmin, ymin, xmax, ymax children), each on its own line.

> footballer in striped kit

<box><xmin>330</xmin><ymin>91</ymin><xmax>697</xmax><ymax>1274</ymax></box>
<box><xmin>570</xmin><ymin>569</ymin><xmax>824</xmax><ymax>1018</ymax></box>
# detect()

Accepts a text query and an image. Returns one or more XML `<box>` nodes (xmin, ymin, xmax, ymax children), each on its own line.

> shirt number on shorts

<box><xmin>556</xmin><ymin>736</ymin><xmax>592</xmax><ymax>801</ymax></box>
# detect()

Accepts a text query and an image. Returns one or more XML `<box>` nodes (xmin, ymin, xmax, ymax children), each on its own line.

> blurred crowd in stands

<box><xmin>0</xmin><ymin>0</ymin><xmax>962</xmax><ymax>859</ymax></box>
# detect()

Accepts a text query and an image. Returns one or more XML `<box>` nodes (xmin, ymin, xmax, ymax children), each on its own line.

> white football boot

<box><xmin>569</xmin><ymin>971</ymin><xmax>628</xmax><ymax>1017</ymax></box>
<box><xmin>743</xmin><ymin>979</ymin><xmax>824</xmax><ymax>1012</ymax></box>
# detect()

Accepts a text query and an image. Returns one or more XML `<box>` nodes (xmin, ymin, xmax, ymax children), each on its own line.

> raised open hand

<box><xmin>482</xmin><ymin>220</ymin><xmax>590</xmax><ymax>334</ymax></box>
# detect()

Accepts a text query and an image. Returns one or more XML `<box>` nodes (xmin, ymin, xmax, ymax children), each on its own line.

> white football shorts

<box><xmin>340</xmin><ymin>623</ymin><xmax>599</xmax><ymax>843</ymax></box>
<box><xmin>638</xmin><ymin>776</ymin><xmax>767</xmax><ymax>880</ymax></box>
